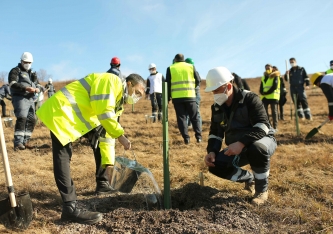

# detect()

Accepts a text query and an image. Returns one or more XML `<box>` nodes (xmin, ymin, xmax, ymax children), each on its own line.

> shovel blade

<box><xmin>0</xmin><ymin>192</ymin><xmax>33</xmax><ymax>230</ymax></box>
<box><xmin>305</xmin><ymin>128</ymin><xmax>319</xmax><ymax>139</ymax></box>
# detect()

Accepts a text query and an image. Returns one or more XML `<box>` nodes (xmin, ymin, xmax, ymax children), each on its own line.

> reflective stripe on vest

<box><xmin>326</xmin><ymin>69</ymin><xmax>333</xmax><ymax>74</ymax></box>
<box><xmin>261</xmin><ymin>76</ymin><xmax>280</xmax><ymax>100</ymax></box>
<box><xmin>170</xmin><ymin>62</ymin><xmax>195</xmax><ymax>98</ymax></box>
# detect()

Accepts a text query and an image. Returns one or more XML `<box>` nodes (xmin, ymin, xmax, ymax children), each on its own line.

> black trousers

<box><xmin>173</xmin><ymin>101</ymin><xmax>201</xmax><ymax>141</ymax></box>
<box><xmin>209</xmin><ymin>136</ymin><xmax>276</xmax><ymax>193</ymax></box>
<box><xmin>0</xmin><ymin>99</ymin><xmax>6</xmax><ymax>116</ymax></box>
<box><xmin>51</xmin><ymin>132</ymin><xmax>108</xmax><ymax>202</ymax></box>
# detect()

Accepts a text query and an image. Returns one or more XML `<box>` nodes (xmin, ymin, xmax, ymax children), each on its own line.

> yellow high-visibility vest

<box><xmin>260</xmin><ymin>75</ymin><xmax>280</xmax><ymax>100</ymax></box>
<box><xmin>37</xmin><ymin>73</ymin><xmax>125</xmax><ymax>166</ymax></box>
<box><xmin>170</xmin><ymin>62</ymin><xmax>196</xmax><ymax>99</ymax></box>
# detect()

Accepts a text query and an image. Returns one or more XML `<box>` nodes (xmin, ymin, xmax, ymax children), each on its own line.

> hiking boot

<box><xmin>61</xmin><ymin>201</ymin><xmax>102</xmax><ymax>224</ymax></box>
<box><xmin>251</xmin><ymin>191</ymin><xmax>268</xmax><ymax>206</ymax></box>
<box><xmin>14</xmin><ymin>143</ymin><xmax>25</xmax><ymax>151</ymax></box>
<box><xmin>196</xmin><ymin>138</ymin><xmax>202</xmax><ymax>143</ymax></box>
<box><xmin>24</xmin><ymin>142</ymin><xmax>35</xmax><ymax>150</ymax></box>
<box><xmin>184</xmin><ymin>138</ymin><xmax>190</xmax><ymax>145</ymax></box>
<box><xmin>244</xmin><ymin>180</ymin><xmax>255</xmax><ymax>195</ymax></box>
<box><xmin>95</xmin><ymin>181</ymin><xmax>116</xmax><ymax>195</ymax></box>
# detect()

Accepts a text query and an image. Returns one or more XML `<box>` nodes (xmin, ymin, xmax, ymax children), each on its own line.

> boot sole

<box><xmin>61</xmin><ymin>214</ymin><xmax>103</xmax><ymax>224</ymax></box>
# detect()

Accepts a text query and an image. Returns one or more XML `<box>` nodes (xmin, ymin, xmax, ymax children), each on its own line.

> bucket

<box><xmin>110</xmin><ymin>156</ymin><xmax>147</xmax><ymax>193</ymax></box>
<box><xmin>3</xmin><ymin>118</ymin><xmax>13</xmax><ymax>128</ymax></box>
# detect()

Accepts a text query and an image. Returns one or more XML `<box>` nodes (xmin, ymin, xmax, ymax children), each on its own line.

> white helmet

<box><xmin>21</xmin><ymin>52</ymin><xmax>33</xmax><ymax>63</ymax></box>
<box><xmin>48</xmin><ymin>78</ymin><xmax>53</xmax><ymax>83</ymax></box>
<box><xmin>148</xmin><ymin>63</ymin><xmax>156</xmax><ymax>70</ymax></box>
<box><xmin>205</xmin><ymin>67</ymin><xmax>234</xmax><ymax>92</ymax></box>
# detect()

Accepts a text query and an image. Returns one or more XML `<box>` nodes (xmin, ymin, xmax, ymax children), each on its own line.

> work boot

<box><xmin>244</xmin><ymin>180</ymin><xmax>255</xmax><ymax>195</ymax></box>
<box><xmin>95</xmin><ymin>181</ymin><xmax>116</xmax><ymax>195</ymax></box>
<box><xmin>184</xmin><ymin>138</ymin><xmax>190</xmax><ymax>145</ymax></box>
<box><xmin>14</xmin><ymin>143</ymin><xmax>25</xmax><ymax>151</ymax></box>
<box><xmin>251</xmin><ymin>191</ymin><xmax>268</xmax><ymax>206</ymax></box>
<box><xmin>24</xmin><ymin>142</ymin><xmax>35</xmax><ymax>150</ymax></box>
<box><xmin>61</xmin><ymin>201</ymin><xmax>102</xmax><ymax>224</ymax></box>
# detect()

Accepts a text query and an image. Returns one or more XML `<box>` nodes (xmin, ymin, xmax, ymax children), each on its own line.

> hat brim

<box><xmin>205</xmin><ymin>84</ymin><xmax>221</xmax><ymax>92</ymax></box>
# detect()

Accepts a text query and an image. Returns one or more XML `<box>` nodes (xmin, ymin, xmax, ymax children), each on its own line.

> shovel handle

<box><xmin>318</xmin><ymin>118</ymin><xmax>330</xmax><ymax>129</ymax></box>
<box><xmin>0</xmin><ymin>116</ymin><xmax>17</xmax><ymax>207</ymax></box>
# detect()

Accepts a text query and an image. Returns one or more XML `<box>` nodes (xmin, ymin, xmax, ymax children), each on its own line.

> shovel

<box><xmin>305</xmin><ymin>118</ymin><xmax>330</xmax><ymax>139</ymax></box>
<box><xmin>0</xmin><ymin>116</ymin><xmax>33</xmax><ymax>230</ymax></box>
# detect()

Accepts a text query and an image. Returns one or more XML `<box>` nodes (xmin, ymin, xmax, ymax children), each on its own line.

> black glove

<box><xmin>90</xmin><ymin>125</ymin><xmax>106</xmax><ymax>150</ymax></box>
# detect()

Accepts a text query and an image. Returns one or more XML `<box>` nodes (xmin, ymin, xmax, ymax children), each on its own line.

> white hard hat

<box><xmin>148</xmin><ymin>63</ymin><xmax>156</xmax><ymax>69</ymax></box>
<box><xmin>48</xmin><ymin>78</ymin><xmax>52</xmax><ymax>83</ymax></box>
<box><xmin>21</xmin><ymin>52</ymin><xmax>33</xmax><ymax>63</ymax></box>
<box><xmin>205</xmin><ymin>67</ymin><xmax>234</xmax><ymax>92</ymax></box>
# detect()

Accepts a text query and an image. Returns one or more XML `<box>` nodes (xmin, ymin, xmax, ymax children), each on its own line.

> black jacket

<box><xmin>8</xmin><ymin>63</ymin><xmax>39</xmax><ymax>98</ymax></box>
<box><xmin>207</xmin><ymin>86</ymin><xmax>273</xmax><ymax>155</ymax></box>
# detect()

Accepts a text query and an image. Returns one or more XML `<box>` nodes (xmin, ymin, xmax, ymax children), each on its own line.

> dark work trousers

<box><xmin>262</xmin><ymin>99</ymin><xmax>279</xmax><ymax>129</ymax></box>
<box><xmin>93</xmin><ymin>145</ymin><xmax>109</xmax><ymax>183</ymax></box>
<box><xmin>187</xmin><ymin>87</ymin><xmax>202</xmax><ymax>130</ymax></box>
<box><xmin>51</xmin><ymin>132</ymin><xmax>109</xmax><ymax>202</ymax></box>
<box><xmin>173</xmin><ymin>101</ymin><xmax>201</xmax><ymax>141</ymax></box>
<box><xmin>290</xmin><ymin>86</ymin><xmax>312</xmax><ymax>119</ymax></box>
<box><xmin>209</xmin><ymin>135</ymin><xmax>277</xmax><ymax>193</ymax></box>
<box><xmin>150</xmin><ymin>93</ymin><xmax>162</xmax><ymax>121</ymax></box>
<box><xmin>51</xmin><ymin>131</ymin><xmax>77</xmax><ymax>202</ymax></box>
<box><xmin>0</xmin><ymin>99</ymin><xmax>6</xmax><ymax>116</ymax></box>
<box><xmin>12</xmin><ymin>95</ymin><xmax>36</xmax><ymax>146</ymax></box>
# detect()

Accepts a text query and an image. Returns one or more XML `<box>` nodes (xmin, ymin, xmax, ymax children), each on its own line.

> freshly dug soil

<box><xmin>53</xmin><ymin>183</ymin><xmax>267</xmax><ymax>233</ymax></box>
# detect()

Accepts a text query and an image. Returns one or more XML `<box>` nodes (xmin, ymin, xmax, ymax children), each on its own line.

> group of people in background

<box><xmin>3</xmin><ymin>51</ymin><xmax>333</xmax><ymax>225</ymax></box>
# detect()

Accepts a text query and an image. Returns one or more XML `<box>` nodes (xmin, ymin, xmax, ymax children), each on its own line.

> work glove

<box><xmin>328</xmin><ymin>116</ymin><xmax>333</xmax><ymax>121</ymax></box>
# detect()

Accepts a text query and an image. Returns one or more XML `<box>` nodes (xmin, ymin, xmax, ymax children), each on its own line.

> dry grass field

<box><xmin>0</xmin><ymin>78</ymin><xmax>332</xmax><ymax>233</ymax></box>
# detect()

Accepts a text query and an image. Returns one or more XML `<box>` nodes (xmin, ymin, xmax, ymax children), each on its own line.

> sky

<box><xmin>1</xmin><ymin>0</ymin><xmax>333</xmax><ymax>82</ymax></box>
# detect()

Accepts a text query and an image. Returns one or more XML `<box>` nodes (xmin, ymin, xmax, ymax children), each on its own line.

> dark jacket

<box><xmin>286</xmin><ymin>66</ymin><xmax>310</xmax><ymax>87</ymax></box>
<box><xmin>207</xmin><ymin>86</ymin><xmax>273</xmax><ymax>155</ymax></box>
<box><xmin>165</xmin><ymin>63</ymin><xmax>201</xmax><ymax>103</ymax></box>
<box><xmin>45</xmin><ymin>83</ymin><xmax>56</xmax><ymax>93</ymax></box>
<box><xmin>0</xmin><ymin>84</ymin><xmax>11</xmax><ymax>100</ymax></box>
<box><xmin>8</xmin><ymin>63</ymin><xmax>39</xmax><ymax>98</ymax></box>
<box><xmin>232</xmin><ymin>73</ymin><xmax>250</xmax><ymax>91</ymax></box>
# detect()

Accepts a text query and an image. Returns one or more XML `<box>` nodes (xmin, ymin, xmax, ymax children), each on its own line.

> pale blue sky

<box><xmin>1</xmin><ymin>0</ymin><xmax>332</xmax><ymax>81</ymax></box>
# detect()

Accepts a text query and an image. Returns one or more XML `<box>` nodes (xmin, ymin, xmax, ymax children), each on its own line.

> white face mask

<box><xmin>126</xmin><ymin>92</ymin><xmax>141</xmax><ymax>104</ymax></box>
<box><xmin>330</xmin><ymin>65</ymin><xmax>333</xmax><ymax>70</ymax></box>
<box><xmin>23</xmin><ymin>63</ymin><xmax>32</xmax><ymax>70</ymax></box>
<box><xmin>290</xmin><ymin>62</ymin><xmax>297</xmax><ymax>67</ymax></box>
<box><xmin>214</xmin><ymin>86</ymin><xmax>228</xmax><ymax>106</ymax></box>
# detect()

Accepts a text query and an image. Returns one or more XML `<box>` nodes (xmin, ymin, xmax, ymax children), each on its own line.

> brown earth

<box><xmin>0</xmin><ymin>78</ymin><xmax>333</xmax><ymax>233</ymax></box>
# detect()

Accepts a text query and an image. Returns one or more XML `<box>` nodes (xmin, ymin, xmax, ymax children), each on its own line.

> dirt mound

<box><xmin>53</xmin><ymin>183</ymin><xmax>267</xmax><ymax>233</ymax></box>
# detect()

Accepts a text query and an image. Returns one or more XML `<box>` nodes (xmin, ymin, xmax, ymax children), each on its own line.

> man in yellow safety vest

<box><xmin>37</xmin><ymin>73</ymin><xmax>146</xmax><ymax>224</ymax></box>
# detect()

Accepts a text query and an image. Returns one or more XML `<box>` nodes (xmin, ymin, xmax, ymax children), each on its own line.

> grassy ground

<box><xmin>0</xmin><ymin>78</ymin><xmax>332</xmax><ymax>233</ymax></box>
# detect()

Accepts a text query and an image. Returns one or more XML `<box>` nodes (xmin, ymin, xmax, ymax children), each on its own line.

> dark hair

<box><xmin>272</xmin><ymin>66</ymin><xmax>278</xmax><ymax>70</ymax></box>
<box><xmin>330</xmin><ymin>60</ymin><xmax>333</xmax><ymax>65</ymax></box>
<box><xmin>265</xmin><ymin>64</ymin><xmax>272</xmax><ymax>67</ymax></box>
<box><xmin>174</xmin><ymin>54</ymin><xmax>185</xmax><ymax>62</ymax></box>
<box><xmin>289</xmin><ymin>57</ymin><xmax>296</xmax><ymax>61</ymax></box>
<box><xmin>126</xmin><ymin>74</ymin><xmax>146</xmax><ymax>89</ymax></box>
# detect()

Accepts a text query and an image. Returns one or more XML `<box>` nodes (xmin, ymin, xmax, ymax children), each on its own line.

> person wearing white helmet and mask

<box><xmin>8</xmin><ymin>52</ymin><xmax>42</xmax><ymax>151</ymax></box>
<box><xmin>45</xmin><ymin>78</ymin><xmax>56</xmax><ymax>98</ymax></box>
<box><xmin>204</xmin><ymin>66</ymin><xmax>277</xmax><ymax>206</ymax></box>
<box><xmin>145</xmin><ymin>63</ymin><xmax>164</xmax><ymax>122</ymax></box>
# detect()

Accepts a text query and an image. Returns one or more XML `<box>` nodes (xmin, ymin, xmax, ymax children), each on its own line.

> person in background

<box><xmin>259</xmin><ymin>64</ymin><xmax>280</xmax><ymax>131</ymax></box>
<box><xmin>36</xmin><ymin>73</ymin><xmax>146</xmax><ymax>224</ymax></box>
<box><xmin>273</xmin><ymin>66</ymin><xmax>287</xmax><ymax>121</ymax></box>
<box><xmin>310</xmin><ymin>72</ymin><xmax>333</xmax><ymax>121</ymax></box>
<box><xmin>166</xmin><ymin>53</ymin><xmax>202</xmax><ymax>144</ymax></box>
<box><xmin>145</xmin><ymin>63</ymin><xmax>164</xmax><ymax>122</ymax></box>
<box><xmin>0</xmin><ymin>84</ymin><xmax>12</xmax><ymax>117</ymax></box>
<box><xmin>8</xmin><ymin>52</ymin><xmax>41</xmax><ymax>151</ymax></box>
<box><xmin>107</xmin><ymin>57</ymin><xmax>125</xmax><ymax>86</ymax></box>
<box><xmin>285</xmin><ymin>57</ymin><xmax>312</xmax><ymax>120</ymax></box>
<box><xmin>325</xmin><ymin>60</ymin><xmax>333</xmax><ymax>74</ymax></box>
<box><xmin>232</xmin><ymin>72</ymin><xmax>251</xmax><ymax>91</ymax></box>
<box><xmin>204</xmin><ymin>66</ymin><xmax>276</xmax><ymax>206</ymax></box>
<box><xmin>45</xmin><ymin>78</ymin><xmax>56</xmax><ymax>98</ymax></box>
<box><xmin>185</xmin><ymin>57</ymin><xmax>202</xmax><ymax>130</ymax></box>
